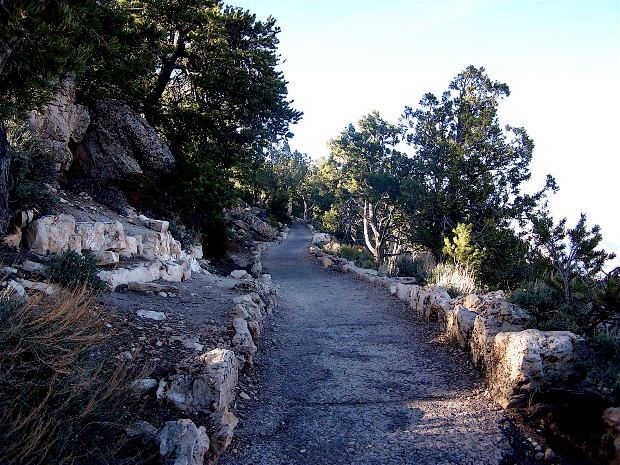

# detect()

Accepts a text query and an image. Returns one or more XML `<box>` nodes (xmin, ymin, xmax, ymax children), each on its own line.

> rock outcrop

<box><xmin>230</xmin><ymin>209</ymin><xmax>278</xmax><ymax>241</ymax></box>
<box><xmin>77</xmin><ymin>99</ymin><xmax>174</xmax><ymax>183</ymax></box>
<box><xmin>28</xmin><ymin>76</ymin><xmax>91</xmax><ymax>172</ymax></box>
<box><xmin>23</xmin><ymin>213</ymin><xmax>205</xmax><ymax>289</ymax></box>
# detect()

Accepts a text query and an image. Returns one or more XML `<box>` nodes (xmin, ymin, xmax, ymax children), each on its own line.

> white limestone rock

<box><xmin>159</xmin><ymin>419</ymin><xmax>209</xmax><ymax>465</ymax></box>
<box><xmin>157</xmin><ymin>349</ymin><xmax>238</xmax><ymax>413</ymax></box>
<box><xmin>96</xmin><ymin>250</ymin><xmax>119</xmax><ymax>266</ymax></box>
<box><xmin>488</xmin><ymin>329</ymin><xmax>582</xmax><ymax>408</ymax></box>
<box><xmin>229</xmin><ymin>270</ymin><xmax>251</xmax><ymax>280</ymax></box>
<box><xmin>25</xmin><ymin>214</ymin><xmax>81</xmax><ymax>254</ymax></box>
<box><xmin>137</xmin><ymin>310</ymin><xmax>166</xmax><ymax>321</ymax></box>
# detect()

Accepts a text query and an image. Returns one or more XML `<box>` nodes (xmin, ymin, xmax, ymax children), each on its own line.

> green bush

<box><xmin>510</xmin><ymin>279</ymin><xmax>587</xmax><ymax>333</ymax></box>
<box><xmin>7</xmin><ymin>123</ymin><xmax>57</xmax><ymax>214</ymax></box>
<box><xmin>336</xmin><ymin>244</ymin><xmax>376</xmax><ymax>270</ymax></box>
<box><xmin>46</xmin><ymin>251</ymin><xmax>106</xmax><ymax>291</ymax></box>
<box><xmin>168</xmin><ymin>214</ymin><xmax>202</xmax><ymax>251</ymax></box>
<box><xmin>581</xmin><ymin>334</ymin><xmax>620</xmax><ymax>404</ymax></box>
<box><xmin>394</xmin><ymin>253</ymin><xmax>435</xmax><ymax>280</ymax></box>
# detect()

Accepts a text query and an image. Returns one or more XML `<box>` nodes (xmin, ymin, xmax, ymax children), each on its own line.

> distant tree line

<box><xmin>303</xmin><ymin>66</ymin><xmax>618</xmax><ymax>336</ymax></box>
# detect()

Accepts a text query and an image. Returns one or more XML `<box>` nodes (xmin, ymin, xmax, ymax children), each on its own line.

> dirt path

<box><xmin>221</xmin><ymin>224</ymin><xmax>522</xmax><ymax>465</ymax></box>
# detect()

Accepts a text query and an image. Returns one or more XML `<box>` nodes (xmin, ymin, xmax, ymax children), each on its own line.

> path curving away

<box><xmin>221</xmin><ymin>224</ymin><xmax>522</xmax><ymax>465</ymax></box>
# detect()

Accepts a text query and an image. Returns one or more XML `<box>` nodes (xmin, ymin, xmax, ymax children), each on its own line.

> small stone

<box><xmin>544</xmin><ymin>448</ymin><xmax>555</xmax><ymax>460</ymax></box>
<box><xmin>137</xmin><ymin>310</ymin><xmax>166</xmax><ymax>321</ymax></box>
<box><xmin>535</xmin><ymin>452</ymin><xmax>544</xmax><ymax>460</ymax></box>
<box><xmin>230</xmin><ymin>269</ymin><xmax>251</xmax><ymax>280</ymax></box>
<box><xmin>131</xmin><ymin>378</ymin><xmax>158</xmax><ymax>393</ymax></box>
<box><xmin>535</xmin><ymin>445</ymin><xmax>542</xmax><ymax>452</ymax></box>
<box><xmin>300</xmin><ymin>449</ymin><xmax>307</xmax><ymax>453</ymax></box>
<box><xmin>239</xmin><ymin>391</ymin><xmax>251</xmax><ymax>400</ymax></box>
<box><xmin>158</xmin><ymin>291</ymin><xmax>168</xmax><ymax>297</ymax></box>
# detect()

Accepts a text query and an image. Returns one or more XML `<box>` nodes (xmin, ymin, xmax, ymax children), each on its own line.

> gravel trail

<box><xmin>221</xmin><ymin>224</ymin><xmax>521</xmax><ymax>465</ymax></box>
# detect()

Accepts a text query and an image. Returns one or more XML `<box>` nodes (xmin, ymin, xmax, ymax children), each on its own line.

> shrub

<box><xmin>443</xmin><ymin>223</ymin><xmax>484</xmax><ymax>275</ymax></box>
<box><xmin>0</xmin><ymin>288</ymin><xmax>131</xmax><ymax>465</ymax></box>
<box><xmin>428</xmin><ymin>262</ymin><xmax>479</xmax><ymax>296</ymax></box>
<box><xmin>168</xmin><ymin>214</ymin><xmax>202</xmax><ymax>251</ymax></box>
<box><xmin>509</xmin><ymin>278</ymin><xmax>604</xmax><ymax>334</ymax></box>
<box><xmin>336</xmin><ymin>244</ymin><xmax>376</xmax><ymax>270</ymax></box>
<box><xmin>7</xmin><ymin>122</ymin><xmax>57</xmax><ymax>214</ymax></box>
<box><xmin>581</xmin><ymin>334</ymin><xmax>620</xmax><ymax>404</ymax></box>
<box><xmin>46</xmin><ymin>250</ymin><xmax>106</xmax><ymax>291</ymax></box>
<box><xmin>394</xmin><ymin>252</ymin><xmax>436</xmax><ymax>280</ymax></box>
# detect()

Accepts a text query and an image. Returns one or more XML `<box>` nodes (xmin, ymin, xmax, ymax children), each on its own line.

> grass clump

<box><xmin>427</xmin><ymin>262</ymin><xmax>479</xmax><ymax>296</ymax></box>
<box><xmin>47</xmin><ymin>250</ymin><xmax>107</xmax><ymax>291</ymax></box>
<box><xmin>338</xmin><ymin>244</ymin><xmax>376</xmax><ymax>270</ymax></box>
<box><xmin>0</xmin><ymin>288</ymin><xmax>131</xmax><ymax>465</ymax></box>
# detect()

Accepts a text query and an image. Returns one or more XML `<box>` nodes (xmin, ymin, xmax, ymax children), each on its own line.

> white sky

<box><xmin>237</xmin><ymin>0</ymin><xmax>620</xmax><ymax>259</ymax></box>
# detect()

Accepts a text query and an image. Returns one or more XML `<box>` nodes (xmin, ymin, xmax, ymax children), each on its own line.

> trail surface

<box><xmin>221</xmin><ymin>224</ymin><xmax>520</xmax><ymax>465</ymax></box>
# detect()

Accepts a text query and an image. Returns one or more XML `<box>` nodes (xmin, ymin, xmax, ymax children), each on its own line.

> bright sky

<box><xmin>237</xmin><ymin>0</ymin><xmax>620</xmax><ymax>259</ymax></box>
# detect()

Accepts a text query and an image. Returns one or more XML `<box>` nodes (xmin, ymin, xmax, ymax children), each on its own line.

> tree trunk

<box><xmin>0</xmin><ymin>121</ymin><xmax>11</xmax><ymax>236</ymax></box>
<box><xmin>363</xmin><ymin>200</ymin><xmax>378</xmax><ymax>261</ymax></box>
<box><xmin>143</xmin><ymin>31</ymin><xmax>187</xmax><ymax>119</ymax></box>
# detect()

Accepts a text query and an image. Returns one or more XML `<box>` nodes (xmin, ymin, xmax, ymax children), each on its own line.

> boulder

<box><xmin>128</xmin><ymin>281</ymin><xmax>180</xmax><ymax>294</ymax></box>
<box><xmin>16</xmin><ymin>279</ymin><xmax>57</xmax><ymax>296</ymax></box>
<box><xmin>602</xmin><ymin>407</ymin><xmax>620</xmax><ymax>464</ymax></box>
<box><xmin>412</xmin><ymin>286</ymin><xmax>450</xmax><ymax>323</ymax></box>
<box><xmin>232</xmin><ymin>317</ymin><xmax>257</xmax><ymax>360</ymax></box>
<box><xmin>190</xmin><ymin>244</ymin><xmax>203</xmax><ymax>260</ymax></box>
<box><xmin>161</xmin><ymin>262</ymin><xmax>184</xmax><ymax>282</ymax></box>
<box><xmin>130</xmin><ymin>378</ymin><xmax>159</xmax><ymax>393</ymax></box>
<box><xmin>78</xmin><ymin>99</ymin><xmax>174</xmax><ymax>183</ymax></box>
<box><xmin>75</xmin><ymin>221</ymin><xmax>105</xmax><ymax>251</ymax></box>
<box><xmin>28</xmin><ymin>76</ymin><xmax>91</xmax><ymax>171</ymax></box>
<box><xmin>139</xmin><ymin>232</ymin><xmax>174</xmax><ymax>260</ymax></box>
<box><xmin>394</xmin><ymin>283</ymin><xmax>413</xmax><ymax>303</ymax></box>
<box><xmin>159</xmin><ymin>419</ymin><xmax>209</xmax><ymax>465</ymax></box>
<box><xmin>229</xmin><ymin>270</ymin><xmax>251</xmax><ymax>280</ymax></box>
<box><xmin>18</xmin><ymin>259</ymin><xmax>47</xmax><ymax>275</ymax></box>
<box><xmin>445</xmin><ymin>305</ymin><xmax>478</xmax><ymax>349</ymax></box>
<box><xmin>25</xmin><ymin>214</ymin><xmax>81</xmax><ymax>254</ymax></box>
<box><xmin>230</xmin><ymin>210</ymin><xmax>278</xmax><ymax>241</ymax></box>
<box><xmin>98</xmin><ymin>261</ymin><xmax>162</xmax><ymax>289</ymax></box>
<box><xmin>5</xmin><ymin>280</ymin><xmax>25</xmax><ymax>297</ymax></box>
<box><xmin>311</xmin><ymin>232</ymin><xmax>332</xmax><ymax>245</ymax></box>
<box><xmin>470</xmin><ymin>315</ymin><xmax>525</xmax><ymax>370</ymax></box>
<box><xmin>121</xmin><ymin>236</ymin><xmax>139</xmax><ymax>257</ymax></box>
<box><xmin>126</xmin><ymin>420</ymin><xmax>159</xmax><ymax>447</ymax></box>
<box><xmin>156</xmin><ymin>349</ymin><xmax>238</xmax><ymax>413</ymax></box>
<box><xmin>467</xmin><ymin>292</ymin><xmax>530</xmax><ymax>369</ymax></box>
<box><xmin>488</xmin><ymin>329</ymin><xmax>582</xmax><ymax>408</ymax></box>
<box><xmin>96</xmin><ymin>250</ymin><xmax>119</xmax><ymax>266</ymax></box>
<box><xmin>145</xmin><ymin>219</ymin><xmax>169</xmax><ymax>233</ymax></box>
<box><xmin>209</xmin><ymin>410</ymin><xmax>238</xmax><ymax>456</ymax></box>
<box><xmin>3</xmin><ymin>226</ymin><xmax>22</xmax><ymax>248</ymax></box>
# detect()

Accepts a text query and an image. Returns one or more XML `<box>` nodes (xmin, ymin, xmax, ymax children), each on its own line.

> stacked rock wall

<box><xmin>309</xmin><ymin>245</ymin><xmax>584</xmax><ymax>410</ymax></box>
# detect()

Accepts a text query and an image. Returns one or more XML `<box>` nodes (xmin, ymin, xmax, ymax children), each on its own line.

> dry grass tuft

<box><xmin>428</xmin><ymin>262</ymin><xmax>479</xmax><ymax>296</ymax></box>
<box><xmin>0</xmin><ymin>286</ymin><xmax>134</xmax><ymax>465</ymax></box>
